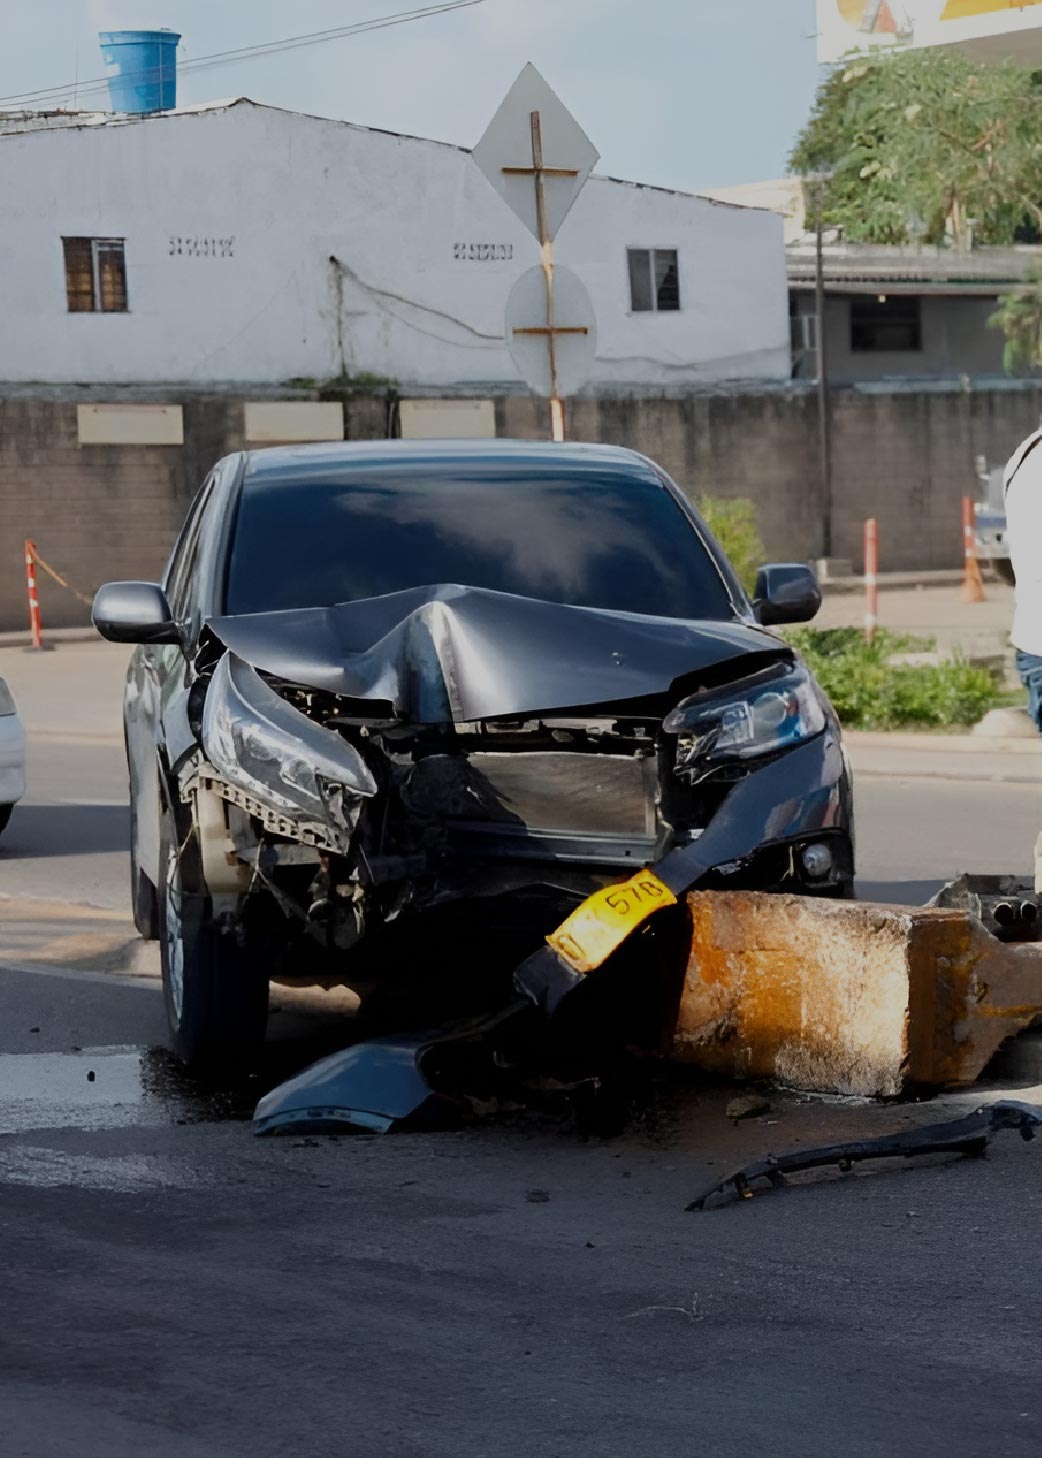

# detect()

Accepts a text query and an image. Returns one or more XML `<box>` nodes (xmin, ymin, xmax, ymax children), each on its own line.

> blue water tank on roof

<box><xmin>99</xmin><ymin>29</ymin><xmax>181</xmax><ymax>114</ymax></box>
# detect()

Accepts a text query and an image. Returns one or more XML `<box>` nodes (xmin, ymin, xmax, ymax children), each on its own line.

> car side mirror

<box><xmin>753</xmin><ymin>563</ymin><xmax>822</xmax><ymax>626</ymax></box>
<box><xmin>92</xmin><ymin>581</ymin><xmax>178</xmax><ymax>644</ymax></box>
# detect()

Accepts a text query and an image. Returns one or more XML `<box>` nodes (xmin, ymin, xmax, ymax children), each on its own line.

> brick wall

<box><xmin>0</xmin><ymin>397</ymin><xmax>244</xmax><ymax>631</ymax></box>
<box><xmin>2</xmin><ymin>383</ymin><xmax>1039</xmax><ymax>631</ymax></box>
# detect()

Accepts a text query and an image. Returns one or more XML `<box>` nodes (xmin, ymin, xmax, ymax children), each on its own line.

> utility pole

<box><xmin>812</xmin><ymin>175</ymin><xmax>833</xmax><ymax>563</ymax></box>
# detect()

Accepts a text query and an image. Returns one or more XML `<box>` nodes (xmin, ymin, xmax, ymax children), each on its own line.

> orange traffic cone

<box><xmin>960</xmin><ymin>496</ymin><xmax>986</xmax><ymax>604</ymax></box>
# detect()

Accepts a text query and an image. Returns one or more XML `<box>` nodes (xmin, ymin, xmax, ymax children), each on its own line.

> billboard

<box><xmin>817</xmin><ymin>0</ymin><xmax>1042</xmax><ymax>64</ymax></box>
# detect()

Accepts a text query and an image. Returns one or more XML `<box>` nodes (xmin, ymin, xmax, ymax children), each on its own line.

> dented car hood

<box><xmin>208</xmin><ymin>584</ymin><xmax>782</xmax><ymax>724</ymax></box>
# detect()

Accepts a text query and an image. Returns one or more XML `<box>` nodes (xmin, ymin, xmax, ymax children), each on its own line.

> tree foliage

<box><xmin>697</xmin><ymin>495</ymin><xmax>764</xmax><ymax>595</ymax></box>
<box><xmin>990</xmin><ymin>268</ymin><xmax>1042</xmax><ymax>372</ymax></box>
<box><xmin>790</xmin><ymin>50</ymin><xmax>1042</xmax><ymax>246</ymax></box>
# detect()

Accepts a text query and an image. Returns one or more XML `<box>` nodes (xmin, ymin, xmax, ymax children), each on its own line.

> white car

<box><xmin>0</xmin><ymin>676</ymin><xmax>26</xmax><ymax>837</ymax></box>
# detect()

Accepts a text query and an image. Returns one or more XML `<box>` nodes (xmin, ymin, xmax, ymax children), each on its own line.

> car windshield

<box><xmin>224</xmin><ymin>466</ymin><xmax>736</xmax><ymax>621</ymax></box>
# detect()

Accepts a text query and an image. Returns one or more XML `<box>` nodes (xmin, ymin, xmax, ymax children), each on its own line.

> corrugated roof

<box><xmin>787</xmin><ymin>241</ymin><xmax>1042</xmax><ymax>293</ymax></box>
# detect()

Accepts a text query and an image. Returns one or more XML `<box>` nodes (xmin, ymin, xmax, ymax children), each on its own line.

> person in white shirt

<box><xmin>1004</xmin><ymin>425</ymin><xmax>1042</xmax><ymax>732</ymax></box>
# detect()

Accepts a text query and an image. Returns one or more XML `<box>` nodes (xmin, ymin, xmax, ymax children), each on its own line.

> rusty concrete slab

<box><xmin>674</xmin><ymin>891</ymin><xmax>1042</xmax><ymax>1097</ymax></box>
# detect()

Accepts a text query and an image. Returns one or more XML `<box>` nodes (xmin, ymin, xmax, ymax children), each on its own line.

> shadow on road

<box><xmin>0</xmin><ymin>803</ymin><xmax>129</xmax><ymax>859</ymax></box>
<box><xmin>856</xmin><ymin>879</ymin><xmax>944</xmax><ymax>907</ymax></box>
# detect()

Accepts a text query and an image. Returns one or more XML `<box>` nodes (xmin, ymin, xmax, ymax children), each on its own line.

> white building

<box><xmin>0</xmin><ymin>99</ymin><xmax>789</xmax><ymax>390</ymax></box>
<box><xmin>817</xmin><ymin>0</ymin><xmax>1042</xmax><ymax>66</ymax></box>
<box><xmin>699</xmin><ymin>179</ymin><xmax>809</xmax><ymax>246</ymax></box>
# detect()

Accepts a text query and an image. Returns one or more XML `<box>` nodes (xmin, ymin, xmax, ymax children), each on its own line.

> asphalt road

<box><xmin>2</xmin><ymin>738</ymin><xmax>129</xmax><ymax>908</ymax></box>
<box><xmin>3</xmin><ymin>731</ymin><xmax>1042</xmax><ymax>1456</ymax></box>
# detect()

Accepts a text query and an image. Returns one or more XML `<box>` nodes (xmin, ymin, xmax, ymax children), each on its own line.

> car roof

<box><xmin>241</xmin><ymin>438</ymin><xmax>663</xmax><ymax>483</ymax></box>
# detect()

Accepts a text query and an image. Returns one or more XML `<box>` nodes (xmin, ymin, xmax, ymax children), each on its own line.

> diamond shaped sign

<box><xmin>505</xmin><ymin>265</ymin><xmax>597</xmax><ymax>398</ymax></box>
<box><xmin>472</xmin><ymin>63</ymin><xmax>600</xmax><ymax>243</ymax></box>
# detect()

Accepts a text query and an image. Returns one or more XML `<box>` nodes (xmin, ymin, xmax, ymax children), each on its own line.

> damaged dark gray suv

<box><xmin>94</xmin><ymin>440</ymin><xmax>853</xmax><ymax>1067</ymax></box>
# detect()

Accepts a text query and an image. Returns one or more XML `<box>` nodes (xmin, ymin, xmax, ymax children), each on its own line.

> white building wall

<box><xmin>0</xmin><ymin>100</ymin><xmax>789</xmax><ymax>388</ymax></box>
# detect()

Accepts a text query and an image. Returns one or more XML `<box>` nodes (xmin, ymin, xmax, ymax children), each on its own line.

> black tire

<box><xmin>158</xmin><ymin>794</ymin><xmax>268</xmax><ymax>1070</ymax></box>
<box><xmin>994</xmin><ymin>559</ymin><xmax>1016</xmax><ymax>587</ymax></box>
<box><xmin>0</xmin><ymin>804</ymin><xmax>12</xmax><ymax>839</ymax></box>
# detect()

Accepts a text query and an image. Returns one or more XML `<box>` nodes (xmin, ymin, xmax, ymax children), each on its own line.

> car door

<box><xmin>126</xmin><ymin>470</ymin><xmax>218</xmax><ymax>889</ymax></box>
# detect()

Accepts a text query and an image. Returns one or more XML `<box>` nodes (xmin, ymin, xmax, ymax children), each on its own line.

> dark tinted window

<box><xmin>627</xmin><ymin>249</ymin><xmax>680</xmax><ymax>313</ymax></box>
<box><xmin>225</xmin><ymin>468</ymin><xmax>734</xmax><ymax>621</ymax></box>
<box><xmin>850</xmin><ymin>295</ymin><xmax>921</xmax><ymax>352</ymax></box>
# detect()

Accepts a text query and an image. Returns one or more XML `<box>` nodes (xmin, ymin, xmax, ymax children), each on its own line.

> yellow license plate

<box><xmin>547</xmin><ymin>871</ymin><xmax>678</xmax><ymax>976</ymax></box>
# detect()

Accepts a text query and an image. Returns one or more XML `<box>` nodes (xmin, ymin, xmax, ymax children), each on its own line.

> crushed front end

<box><xmin>172</xmin><ymin>587</ymin><xmax>853</xmax><ymax>990</ymax></box>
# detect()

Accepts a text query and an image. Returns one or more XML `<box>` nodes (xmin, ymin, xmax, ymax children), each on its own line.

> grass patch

<box><xmin>786</xmin><ymin>627</ymin><xmax>999</xmax><ymax>731</ymax></box>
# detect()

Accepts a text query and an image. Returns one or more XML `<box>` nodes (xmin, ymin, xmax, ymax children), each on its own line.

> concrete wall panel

<box><xmin>2</xmin><ymin>382</ymin><xmax>1037</xmax><ymax>631</ymax></box>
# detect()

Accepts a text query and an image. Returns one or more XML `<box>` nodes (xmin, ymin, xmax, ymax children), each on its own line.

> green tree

<box><xmin>790</xmin><ymin>50</ymin><xmax>1042</xmax><ymax>246</ymax></box>
<box><xmin>990</xmin><ymin>267</ymin><xmax>1042</xmax><ymax>372</ymax></box>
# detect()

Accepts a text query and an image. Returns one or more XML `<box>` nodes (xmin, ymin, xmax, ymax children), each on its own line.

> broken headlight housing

<box><xmin>665</xmin><ymin>663</ymin><xmax>826</xmax><ymax>779</ymax></box>
<box><xmin>201</xmin><ymin>652</ymin><xmax>378</xmax><ymax>834</ymax></box>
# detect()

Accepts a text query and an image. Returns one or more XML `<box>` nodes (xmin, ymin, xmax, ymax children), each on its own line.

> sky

<box><xmin>0</xmin><ymin>0</ymin><xmax>823</xmax><ymax>192</ymax></box>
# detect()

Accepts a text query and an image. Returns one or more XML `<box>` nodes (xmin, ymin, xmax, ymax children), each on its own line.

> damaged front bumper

<box><xmin>192</xmin><ymin>642</ymin><xmax>850</xmax><ymax>895</ymax></box>
<box><xmin>515</xmin><ymin>731</ymin><xmax>851</xmax><ymax>1015</ymax></box>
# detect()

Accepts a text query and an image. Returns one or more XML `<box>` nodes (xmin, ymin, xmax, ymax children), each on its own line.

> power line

<box><xmin>0</xmin><ymin>0</ymin><xmax>488</xmax><ymax>109</ymax></box>
<box><xmin>0</xmin><ymin>0</ymin><xmax>488</xmax><ymax>112</ymax></box>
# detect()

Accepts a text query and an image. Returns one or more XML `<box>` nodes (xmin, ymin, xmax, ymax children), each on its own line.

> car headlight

<box><xmin>201</xmin><ymin>652</ymin><xmax>378</xmax><ymax>834</ymax></box>
<box><xmin>664</xmin><ymin>663</ymin><xmax>825</xmax><ymax>778</ymax></box>
<box><xmin>0</xmin><ymin>678</ymin><xmax>16</xmax><ymax>717</ymax></box>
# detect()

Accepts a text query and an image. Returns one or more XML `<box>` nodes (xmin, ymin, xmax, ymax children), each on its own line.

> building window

<box><xmin>628</xmin><ymin>248</ymin><xmax>680</xmax><ymax>312</ymax></box>
<box><xmin>850</xmin><ymin>294</ymin><xmax>920</xmax><ymax>352</ymax></box>
<box><xmin>789</xmin><ymin>311</ymin><xmax>818</xmax><ymax>355</ymax></box>
<box><xmin>62</xmin><ymin>237</ymin><xmax>128</xmax><ymax>313</ymax></box>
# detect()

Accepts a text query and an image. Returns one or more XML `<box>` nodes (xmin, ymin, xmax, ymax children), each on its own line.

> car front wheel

<box><xmin>0</xmin><ymin>804</ymin><xmax>12</xmax><ymax>839</ymax></box>
<box><xmin>159</xmin><ymin>794</ymin><xmax>268</xmax><ymax>1070</ymax></box>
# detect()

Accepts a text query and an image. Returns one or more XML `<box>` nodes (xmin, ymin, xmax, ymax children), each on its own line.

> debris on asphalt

<box><xmin>930</xmin><ymin>873</ymin><xmax>1041</xmax><ymax>943</ymax></box>
<box><xmin>250</xmin><ymin>1003</ymin><xmax>530</xmax><ymax>1137</ymax></box>
<box><xmin>253</xmin><ymin>1032</ymin><xmax>443</xmax><ymax>1135</ymax></box>
<box><xmin>726</xmin><ymin>1094</ymin><xmax>772</xmax><ymax>1122</ymax></box>
<box><xmin>251</xmin><ymin>862</ymin><xmax>1042</xmax><ymax>1142</ymax></box>
<box><xmin>525</xmin><ymin>1189</ymin><xmax>551</xmax><ymax>1203</ymax></box>
<box><xmin>687</xmin><ymin>1100</ymin><xmax>1042</xmax><ymax>1210</ymax></box>
<box><xmin>625</xmin><ymin>1296</ymin><xmax>703</xmax><ymax>1324</ymax></box>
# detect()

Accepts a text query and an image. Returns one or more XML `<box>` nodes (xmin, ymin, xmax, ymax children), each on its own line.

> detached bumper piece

<box><xmin>253</xmin><ymin>1036</ymin><xmax>439</xmax><ymax>1134</ymax></box>
<box><xmin>688</xmin><ymin>1100</ymin><xmax>1042</xmax><ymax>1210</ymax></box>
<box><xmin>253</xmin><ymin>1004</ymin><xmax>531</xmax><ymax>1134</ymax></box>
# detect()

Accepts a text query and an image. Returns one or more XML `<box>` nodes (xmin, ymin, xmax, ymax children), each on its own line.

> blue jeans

<box><xmin>1017</xmin><ymin>651</ymin><xmax>1042</xmax><ymax>734</ymax></box>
